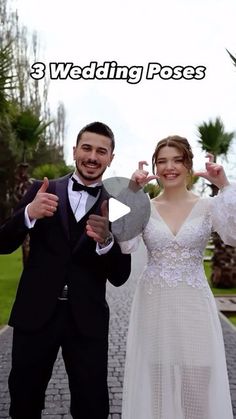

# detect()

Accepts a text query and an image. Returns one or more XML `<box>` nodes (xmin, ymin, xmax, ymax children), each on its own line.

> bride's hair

<box><xmin>152</xmin><ymin>135</ymin><xmax>194</xmax><ymax>188</ymax></box>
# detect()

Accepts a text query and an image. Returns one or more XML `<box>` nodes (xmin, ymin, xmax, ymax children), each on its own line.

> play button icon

<box><xmin>108</xmin><ymin>198</ymin><xmax>131</xmax><ymax>222</ymax></box>
<box><xmin>103</xmin><ymin>176</ymin><xmax>151</xmax><ymax>241</ymax></box>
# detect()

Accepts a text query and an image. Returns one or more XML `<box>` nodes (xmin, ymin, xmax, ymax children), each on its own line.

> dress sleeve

<box><xmin>210</xmin><ymin>184</ymin><xmax>236</xmax><ymax>246</ymax></box>
<box><xmin>119</xmin><ymin>235</ymin><xmax>142</xmax><ymax>254</ymax></box>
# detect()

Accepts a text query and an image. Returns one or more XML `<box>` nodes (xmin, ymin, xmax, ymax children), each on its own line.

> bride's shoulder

<box><xmin>188</xmin><ymin>192</ymin><xmax>200</xmax><ymax>201</ymax></box>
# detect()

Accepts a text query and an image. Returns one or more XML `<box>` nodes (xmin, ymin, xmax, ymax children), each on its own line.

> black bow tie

<box><xmin>71</xmin><ymin>177</ymin><xmax>101</xmax><ymax>197</ymax></box>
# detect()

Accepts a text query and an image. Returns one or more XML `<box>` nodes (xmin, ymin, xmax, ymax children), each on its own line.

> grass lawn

<box><xmin>204</xmin><ymin>262</ymin><xmax>236</xmax><ymax>295</ymax></box>
<box><xmin>227</xmin><ymin>315</ymin><xmax>236</xmax><ymax>326</ymax></box>
<box><xmin>0</xmin><ymin>248</ymin><xmax>22</xmax><ymax>327</ymax></box>
<box><xmin>205</xmin><ymin>261</ymin><xmax>236</xmax><ymax>328</ymax></box>
<box><xmin>0</xmin><ymin>249</ymin><xmax>236</xmax><ymax>327</ymax></box>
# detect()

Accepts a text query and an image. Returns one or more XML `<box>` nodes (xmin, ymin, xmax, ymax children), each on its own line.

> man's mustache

<box><xmin>84</xmin><ymin>160</ymin><xmax>100</xmax><ymax>166</ymax></box>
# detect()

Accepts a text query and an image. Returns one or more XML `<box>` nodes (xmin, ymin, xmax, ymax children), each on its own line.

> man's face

<box><xmin>73</xmin><ymin>131</ymin><xmax>114</xmax><ymax>184</ymax></box>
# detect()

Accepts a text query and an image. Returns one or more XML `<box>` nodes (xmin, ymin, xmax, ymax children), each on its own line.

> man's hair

<box><xmin>76</xmin><ymin>122</ymin><xmax>115</xmax><ymax>151</ymax></box>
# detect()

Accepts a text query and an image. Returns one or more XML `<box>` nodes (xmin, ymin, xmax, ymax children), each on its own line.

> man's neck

<box><xmin>73</xmin><ymin>172</ymin><xmax>101</xmax><ymax>187</ymax></box>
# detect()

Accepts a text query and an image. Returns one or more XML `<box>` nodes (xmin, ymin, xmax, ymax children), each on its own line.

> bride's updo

<box><xmin>152</xmin><ymin>135</ymin><xmax>194</xmax><ymax>175</ymax></box>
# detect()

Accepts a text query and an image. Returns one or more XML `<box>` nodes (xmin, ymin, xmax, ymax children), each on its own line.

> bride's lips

<box><xmin>163</xmin><ymin>173</ymin><xmax>179</xmax><ymax>179</ymax></box>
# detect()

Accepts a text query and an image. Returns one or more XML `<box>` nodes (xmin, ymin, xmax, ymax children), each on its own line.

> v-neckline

<box><xmin>151</xmin><ymin>198</ymin><xmax>201</xmax><ymax>238</ymax></box>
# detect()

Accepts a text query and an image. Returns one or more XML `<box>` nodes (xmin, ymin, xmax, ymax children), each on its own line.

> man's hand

<box><xmin>27</xmin><ymin>177</ymin><xmax>59</xmax><ymax>220</ymax></box>
<box><xmin>86</xmin><ymin>200</ymin><xmax>110</xmax><ymax>244</ymax></box>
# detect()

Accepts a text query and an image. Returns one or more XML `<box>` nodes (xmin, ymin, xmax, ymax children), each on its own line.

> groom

<box><xmin>0</xmin><ymin>121</ymin><xmax>131</xmax><ymax>419</ymax></box>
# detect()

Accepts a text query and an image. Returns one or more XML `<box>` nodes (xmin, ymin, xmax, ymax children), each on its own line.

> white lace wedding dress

<box><xmin>120</xmin><ymin>185</ymin><xmax>236</xmax><ymax>419</ymax></box>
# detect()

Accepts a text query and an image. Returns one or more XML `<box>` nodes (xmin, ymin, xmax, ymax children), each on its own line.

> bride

<box><xmin>120</xmin><ymin>135</ymin><xmax>235</xmax><ymax>419</ymax></box>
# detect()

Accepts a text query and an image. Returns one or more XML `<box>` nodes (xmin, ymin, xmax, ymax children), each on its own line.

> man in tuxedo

<box><xmin>0</xmin><ymin>121</ymin><xmax>131</xmax><ymax>419</ymax></box>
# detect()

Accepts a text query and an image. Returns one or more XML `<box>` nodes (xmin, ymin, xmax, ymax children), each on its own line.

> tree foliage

<box><xmin>12</xmin><ymin>108</ymin><xmax>52</xmax><ymax>162</ymax></box>
<box><xmin>197</xmin><ymin>117</ymin><xmax>234</xmax><ymax>162</ymax></box>
<box><xmin>0</xmin><ymin>0</ymin><xmax>69</xmax><ymax>223</ymax></box>
<box><xmin>197</xmin><ymin>117</ymin><xmax>235</xmax><ymax>288</ymax></box>
<box><xmin>32</xmin><ymin>163</ymin><xmax>74</xmax><ymax>180</ymax></box>
<box><xmin>0</xmin><ymin>42</ymin><xmax>15</xmax><ymax>109</ymax></box>
<box><xmin>144</xmin><ymin>182</ymin><xmax>161</xmax><ymax>199</ymax></box>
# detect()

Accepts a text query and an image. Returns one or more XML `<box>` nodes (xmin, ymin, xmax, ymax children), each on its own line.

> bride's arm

<box><xmin>195</xmin><ymin>154</ymin><xmax>236</xmax><ymax>246</ymax></box>
<box><xmin>119</xmin><ymin>234</ymin><xmax>142</xmax><ymax>254</ymax></box>
<box><xmin>209</xmin><ymin>183</ymin><xmax>236</xmax><ymax>246</ymax></box>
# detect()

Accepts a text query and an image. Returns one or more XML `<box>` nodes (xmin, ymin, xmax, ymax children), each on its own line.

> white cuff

<box><xmin>96</xmin><ymin>237</ymin><xmax>114</xmax><ymax>255</ymax></box>
<box><xmin>24</xmin><ymin>205</ymin><xmax>37</xmax><ymax>228</ymax></box>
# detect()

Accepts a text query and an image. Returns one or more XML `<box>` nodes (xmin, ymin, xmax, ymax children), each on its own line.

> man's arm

<box><xmin>85</xmin><ymin>199</ymin><xmax>131</xmax><ymax>285</ymax></box>
<box><xmin>0</xmin><ymin>207</ymin><xmax>30</xmax><ymax>254</ymax></box>
<box><xmin>100</xmin><ymin>241</ymin><xmax>131</xmax><ymax>287</ymax></box>
<box><xmin>0</xmin><ymin>184</ymin><xmax>38</xmax><ymax>254</ymax></box>
<box><xmin>0</xmin><ymin>178</ymin><xmax>58</xmax><ymax>254</ymax></box>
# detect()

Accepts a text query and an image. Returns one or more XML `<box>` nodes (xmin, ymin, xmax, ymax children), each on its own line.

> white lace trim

<box><xmin>139</xmin><ymin>243</ymin><xmax>210</xmax><ymax>295</ymax></box>
<box><xmin>210</xmin><ymin>184</ymin><xmax>236</xmax><ymax>246</ymax></box>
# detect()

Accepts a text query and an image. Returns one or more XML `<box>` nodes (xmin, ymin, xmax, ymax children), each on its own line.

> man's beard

<box><xmin>75</xmin><ymin>161</ymin><xmax>107</xmax><ymax>182</ymax></box>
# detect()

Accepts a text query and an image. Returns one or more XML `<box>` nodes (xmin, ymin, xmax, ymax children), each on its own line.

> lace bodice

<box><xmin>120</xmin><ymin>185</ymin><xmax>236</xmax><ymax>291</ymax></box>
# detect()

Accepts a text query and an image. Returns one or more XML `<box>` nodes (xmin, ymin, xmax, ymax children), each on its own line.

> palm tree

<box><xmin>197</xmin><ymin>117</ymin><xmax>235</xmax><ymax>287</ymax></box>
<box><xmin>10</xmin><ymin>108</ymin><xmax>52</xmax><ymax>265</ymax></box>
<box><xmin>12</xmin><ymin>108</ymin><xmax>52</xmax><ymax>163</ymax></box>
<box><xmin>0</xmin><ymin>42</ymin><xmax>14</xmax><ymax>111</ymax></box>
<box><xmin>197</xmin><ymin>118</ymin><xmax>234</xmax><ymax>194</ymax></box>
<box><xmin>0</xmin><ymin>41</ymin><xmax>18</xmax><ymax>222</ymax></box>
<box><xmin>144</xmin><ymin>182</ymin><xmax>161</xmax><ymax>199</ymax></box>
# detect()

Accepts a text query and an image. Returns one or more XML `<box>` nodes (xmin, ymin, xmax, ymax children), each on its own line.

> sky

<box><xmin>14</xmin><ymin>0</ymin><xmax>236</xmax><ymax>182</ymax></box>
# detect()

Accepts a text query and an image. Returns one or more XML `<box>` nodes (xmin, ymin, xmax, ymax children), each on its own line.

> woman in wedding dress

<box><xmin>120</xmin><ymin>135</ymin><xmax>235</xmax><ymax>419</ymax></box>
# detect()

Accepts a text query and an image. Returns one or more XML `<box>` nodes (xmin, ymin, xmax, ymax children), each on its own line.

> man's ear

<box><xmin>73</xmin><ymin>146</ymin><xmax>76</xmax><ymax>160</ymax></box>
<box><xmin>108</xmin><ymin>153</ymin><xmax>115</xmax><ymax>167</ymax></box>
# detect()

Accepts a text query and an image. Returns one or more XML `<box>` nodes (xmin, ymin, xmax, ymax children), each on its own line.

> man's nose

<box><xmin>89</xmin><ymin>150</ymin><xmax>97</xmax><ymax>160</ymax></box>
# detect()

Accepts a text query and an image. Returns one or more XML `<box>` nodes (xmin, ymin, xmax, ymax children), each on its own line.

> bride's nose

<box><xmin>166</xmin><ymin>159</ymin><xmax>175</xmax><ymax>169</ymax></box>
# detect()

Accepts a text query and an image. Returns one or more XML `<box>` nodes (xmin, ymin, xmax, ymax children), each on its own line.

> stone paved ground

<box><xmin>0</xmin><ymin>246</ymin><xmax>236</xmax><ymax>418</ymax></box>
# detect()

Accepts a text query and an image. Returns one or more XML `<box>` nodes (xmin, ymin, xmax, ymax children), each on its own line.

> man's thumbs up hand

<box><xmin>86</xmin><ymin>199</ymin><xmax>111</xmax><ymax>244</ymax></box>
<box><xmin>38</xmin><ymin>177</ymin><xmax>49</xmax><ymax>193</ymax></box>
<box><xmin>27</xmin><ymin>177</ymin><xmax>59</xmax><ymax>220</ymax></box>
<box><xmin>100</xmin><ymin>199</ymin><xmax>109</xmax><ymax>218</ymax></box>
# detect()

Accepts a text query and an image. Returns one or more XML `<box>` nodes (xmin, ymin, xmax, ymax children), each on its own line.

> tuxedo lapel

<box><xmin>56</xmin><ymin>173</ymin><xmax>71</xmax><ymax>241</ymax></box>
<box><xmin>72</xmin><ymin>186</ymin><xmax>109</xmax><ymax>254</ymax></box>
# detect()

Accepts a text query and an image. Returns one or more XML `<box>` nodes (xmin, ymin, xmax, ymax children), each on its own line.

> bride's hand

<box><xmin>194</xmin><ymin>153</ymin><xmax>230</xmax><ymax>189</ymax></box>
<box><xmin>131</xmin><ymin>161</ymin><xmax>159</xmax><ymax>187</ymax></box>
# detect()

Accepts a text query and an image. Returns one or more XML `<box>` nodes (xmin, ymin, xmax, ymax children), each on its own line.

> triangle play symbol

<box><xmin>108</xmin><ymin>197</ymin><xmax>131</xmax><ymax>222</ymax></box>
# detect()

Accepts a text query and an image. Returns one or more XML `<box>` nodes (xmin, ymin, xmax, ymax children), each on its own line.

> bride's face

<box><xmin>155</xmin><ymin>146</ymin><xmax>189</xmax><ymax>189</ymax></box>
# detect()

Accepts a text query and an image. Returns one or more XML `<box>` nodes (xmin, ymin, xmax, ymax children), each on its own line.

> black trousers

<box><xmin>8</xmin><ymin>301</ymin><xmax>109</xmax><ymax>419</ymax></box>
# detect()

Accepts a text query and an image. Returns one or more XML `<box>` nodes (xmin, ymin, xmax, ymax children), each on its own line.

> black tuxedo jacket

<box><xmin>0</xmin><ymin>174</ymin><xmax>131</xmax><ymax>337</ymax></box>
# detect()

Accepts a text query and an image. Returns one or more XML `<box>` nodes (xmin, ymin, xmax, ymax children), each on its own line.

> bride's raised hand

<box><xmin>131</xmin><ymin>161</ymin><xmax>159</xmax><ymax>187</ymax></box>
<box><xmin>194</xmin><ymin>153</ymin><xmax>230</xmax><ymax>189</ymax></box>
